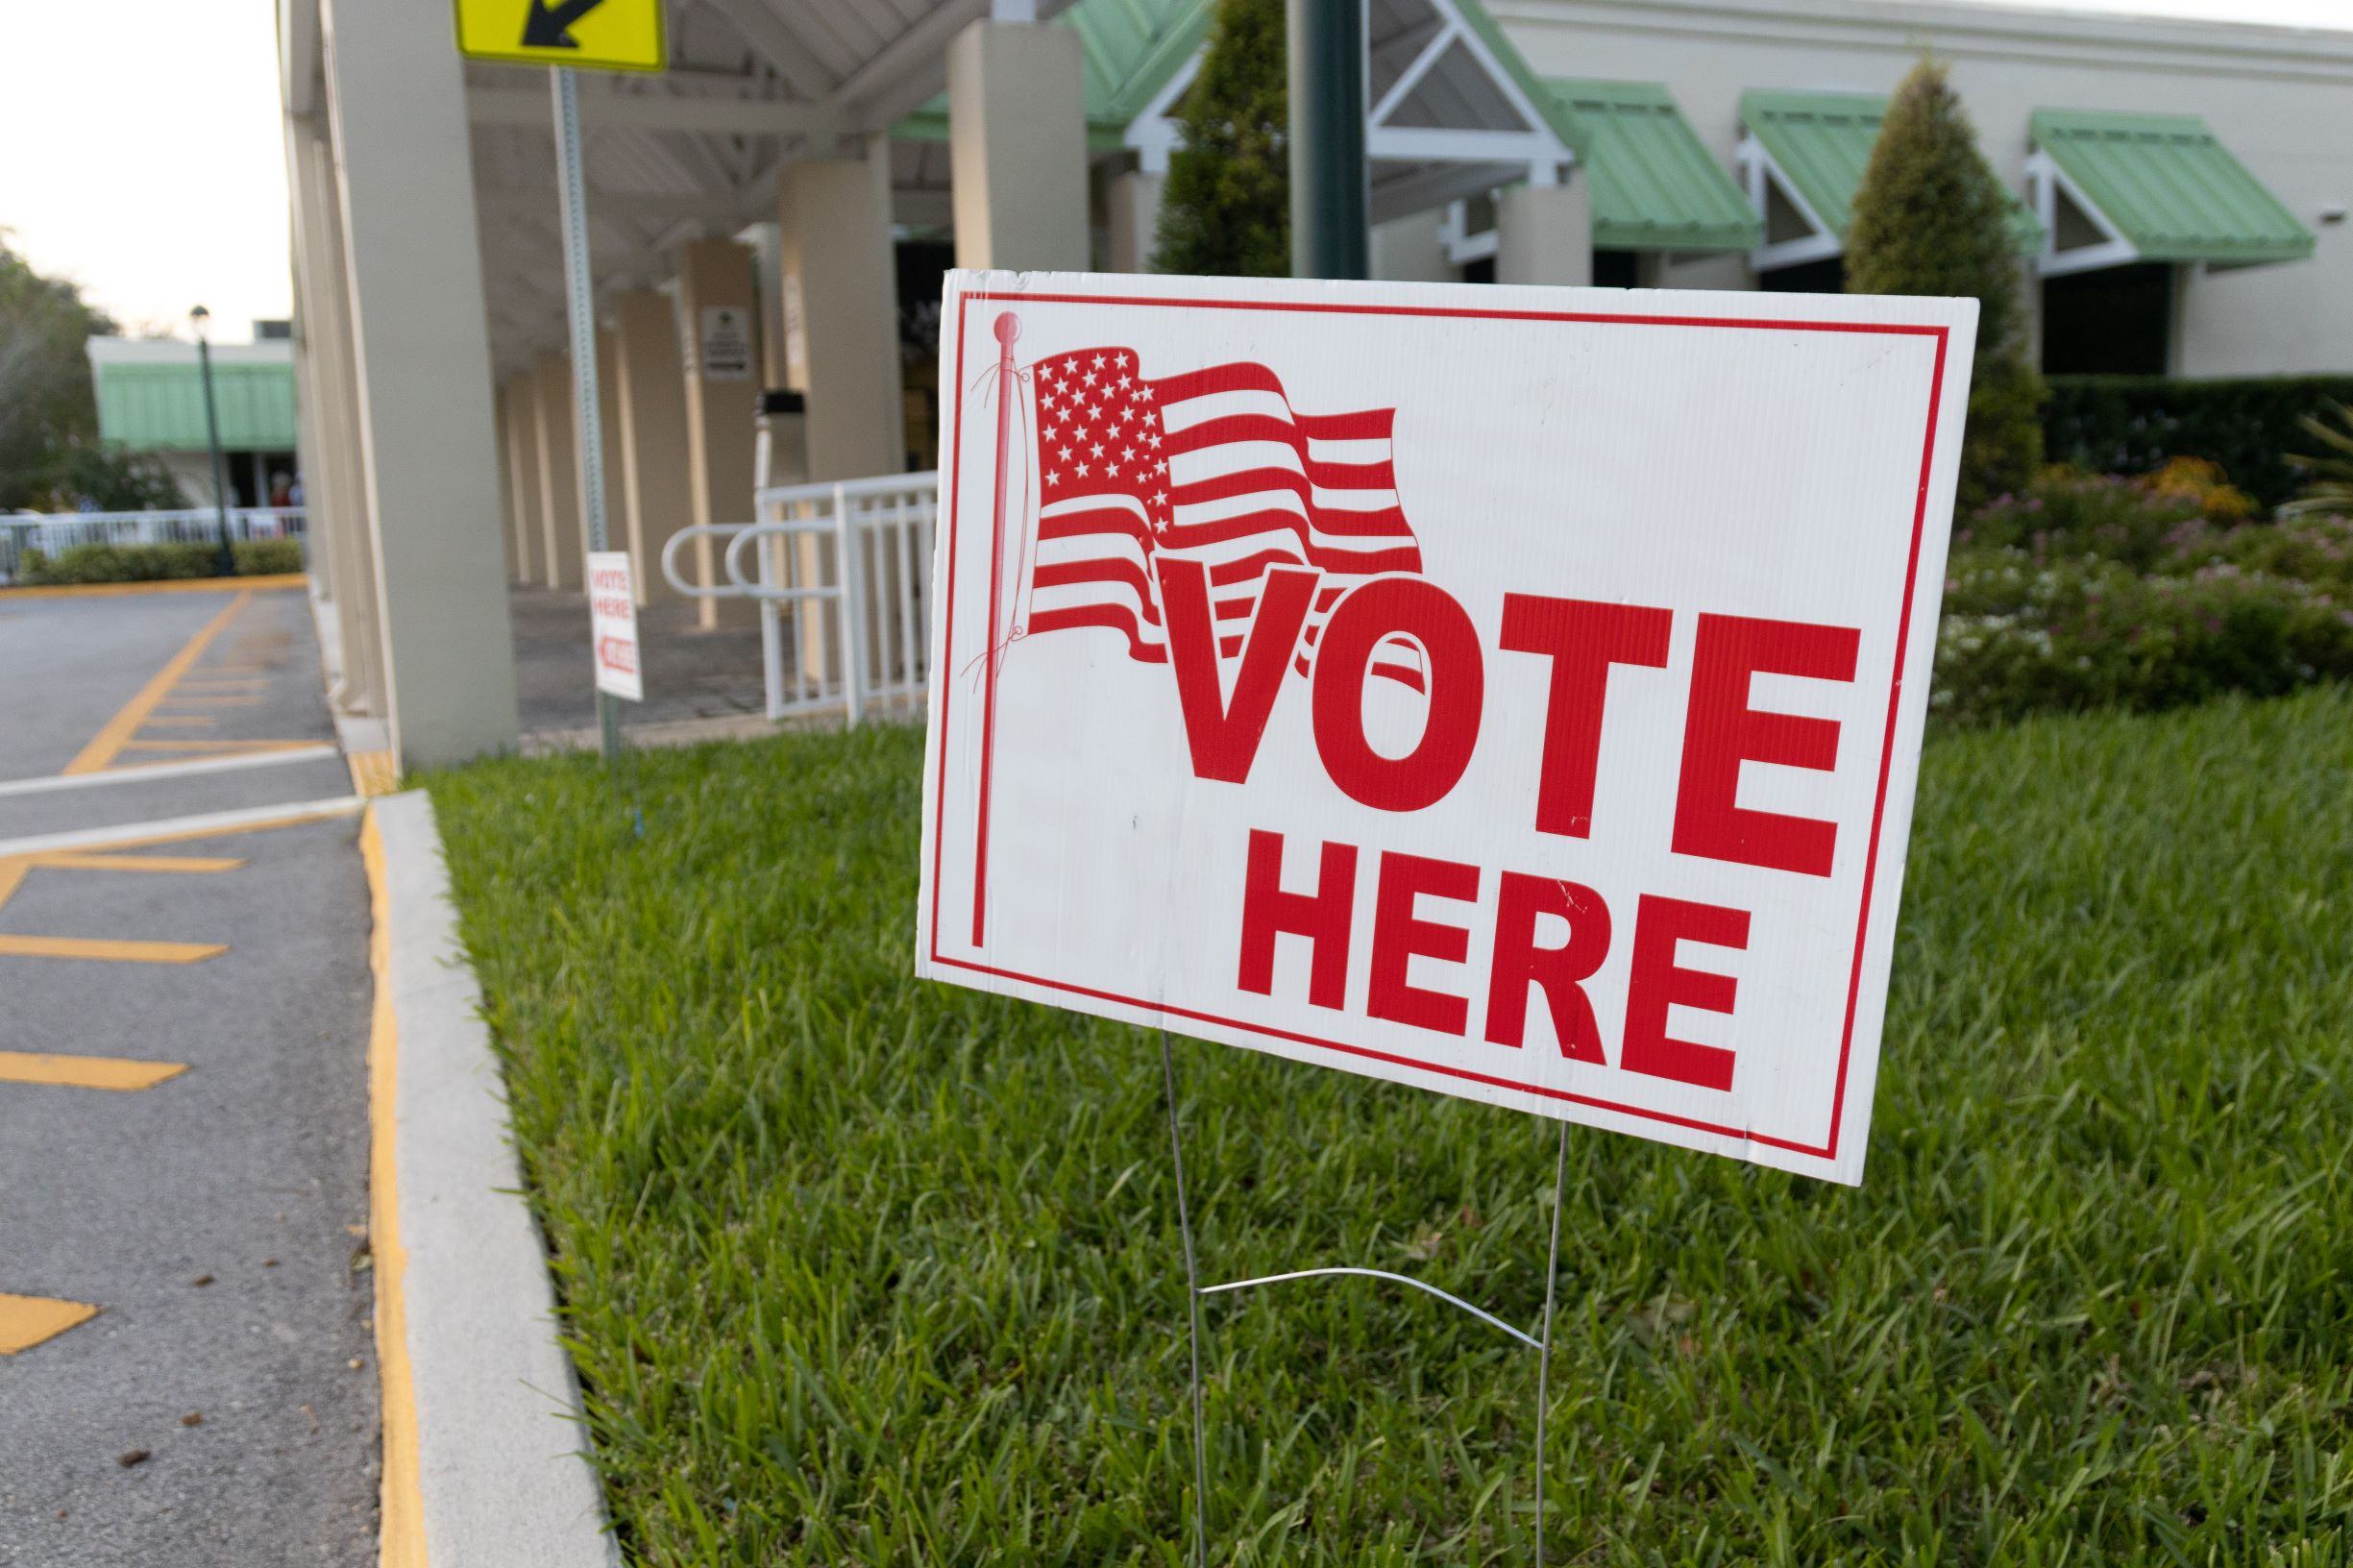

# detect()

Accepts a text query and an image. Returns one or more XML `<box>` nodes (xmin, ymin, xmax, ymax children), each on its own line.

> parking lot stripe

<box><xmin>0</xmin><ymin>934</ymin><xmax>229</xmax><ymax>964</ymax></box>
<box><xmin>33</xmin><ymin>852</ymin><xmax>244</xmax><ymax>873</ymax></box>
<box><xmin>0</xmin><ymin>746</ymin><xmax>342</xmax><ymax>799</ymax></box>
<box><xmin>62</xmin><ymin>591</ymin><xmax>254</xmax><ymax>775</ymax></box>
<box><xmin>0</xmin><ymin>796</ymin><xmax>365</xmax><ymax>860</ymax></box>
<box><xmin>0</xmin><ymin>1294</ymin><xmax>99</xmax><ymax>1356</ymax></box>
<box><xmin>119</xmin><ymin>738</ymin><xmax>317</xmax><ymax>754</ymax></box>
<box><xmin>0</xmin><ymin>1050</ymin><xmax>188</xmax><ymax>1090</ymax></box>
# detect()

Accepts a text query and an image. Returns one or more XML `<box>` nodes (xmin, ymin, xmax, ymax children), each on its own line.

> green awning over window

<box><xmin>92</xmin><ymin>360</ymin><xmax>298</xmax><ymax>453</ymax></box>
<box><xmin>898</xmin><ymin>0</ymin><xmax>1211</xmax><ymax>146</ymax></box>
<box><xmin>1546</xmin><ymin>80</ymin><xmax>1758</xmax><ymax>253</ymax></box>
<box><xmin>2031</xmin><ymin>109</ymin><xmax>2314</xmax><ymax>267</ymax></box>
<box><xmin>1741</xmin><ymin>89</ymin><xmax>2044</xmax><ymax>257</ymax></box>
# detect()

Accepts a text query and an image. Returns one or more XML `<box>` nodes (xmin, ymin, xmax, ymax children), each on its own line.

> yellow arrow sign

<box><xmin>453</xmin><ymin>0</ymin><xmax>667</xmax><ymax>73</ymax></box>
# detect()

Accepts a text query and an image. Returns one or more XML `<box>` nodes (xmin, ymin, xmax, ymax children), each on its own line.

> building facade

<box><xmin>277</xmin><ymin>0</ymin><xmax>2352</xmax><ymax>770</ymax></box>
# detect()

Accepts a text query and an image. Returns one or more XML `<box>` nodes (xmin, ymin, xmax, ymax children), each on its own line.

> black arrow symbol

<box><xmin>522</xmin><ymin>0</ymin><xmax>605</xmax><ymax>49</ymax></box>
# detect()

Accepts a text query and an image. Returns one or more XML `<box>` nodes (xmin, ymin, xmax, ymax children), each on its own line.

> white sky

<box><xmin>0</xmin><ymin>0</ymin><xmax>2346</xmax><ymax>344</ymax></box>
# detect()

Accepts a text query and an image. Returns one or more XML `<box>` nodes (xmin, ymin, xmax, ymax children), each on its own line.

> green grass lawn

<box><xmin>427</xmin><ymin>687</ymin><xmax>2353</xmax><ymax>1565</ymax></box>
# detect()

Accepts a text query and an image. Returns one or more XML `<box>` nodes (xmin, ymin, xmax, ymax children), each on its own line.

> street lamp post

<box><xmin>189</xmin><ymin>306</ymin><xmax>236</xmax><ymax>578</ymax></box>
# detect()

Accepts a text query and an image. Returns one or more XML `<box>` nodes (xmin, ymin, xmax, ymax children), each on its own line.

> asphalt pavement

<box><xmin>0</xmin><ymin>581</ymin><xmax>378</xmax><ymax>1565</ymax></box>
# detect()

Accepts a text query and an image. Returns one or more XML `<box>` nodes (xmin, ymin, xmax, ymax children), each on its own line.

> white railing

<box><xmin>0</xmin><ymin>508</ymin><xmax>308</xmax><ymax>584</ymax></box>
<box><xmin>662</xmin><ymin>474</ymin><xmax>935</xmax><ymax>723</ymax></box>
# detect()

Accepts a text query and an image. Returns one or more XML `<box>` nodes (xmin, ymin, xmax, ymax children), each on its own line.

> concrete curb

<box><xmin>363</xmin><ymin>792</ymin><xmax>619</xmax><ymax>1568</ymax></box>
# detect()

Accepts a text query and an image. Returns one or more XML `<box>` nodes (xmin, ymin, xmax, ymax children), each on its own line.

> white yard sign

<box><xmin>586</xmin><ymin>551</ymin><xmax>643</xmax><ymax>702</ymax></box>
<box><xmin>916</xmin><ymin>271</ymin><xmax>1976</xmax><ymax>1185</ymax></box>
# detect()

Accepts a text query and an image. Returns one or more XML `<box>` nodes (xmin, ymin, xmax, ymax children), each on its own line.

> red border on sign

<box><xmin>928</xmin><ymin>289</ymin><xmax>1951</xmax><ymax>1165</ymax></box>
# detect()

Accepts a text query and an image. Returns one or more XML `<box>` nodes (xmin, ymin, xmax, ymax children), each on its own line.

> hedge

<box><xmin>2045</xmin><ymin>374</ymin><xmax>2353</xmax><ymax>511</ymax></box>
<box><xmin>14</xmin><ymin>539</ymin><xmax>306</xmax><ymax>586</ymax></box>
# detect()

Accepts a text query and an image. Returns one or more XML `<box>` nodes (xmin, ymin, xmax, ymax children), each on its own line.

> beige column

<box><xmin>610</xmin><ymin>290</ymin><xmax>694</xmax><ymax>605</ymax></box>
<box><xmin>320</xmin><ymin>0</ymin><xmax>515</xmax><ymax>767</ymax></box>
<box><xmin>531</xmin><ymin>352</ymin><xmax>583</xmax><ymax>590</ymax></box>
<box><xmin>492</xmin><ymin>395</ymin><xmax>522</xmax><ymax>583</ymax></box>
<box><xmin>676</xmin><ymin>237</ymin><xmax>759</xmax><ymax>628</ymax></box>
<box><xmin>501</xmin><ymin>374</ymin><xmax>543</xmax><ymax>585</ymax></box>
<box><xmin>286</xmin><ymin>111</ymin><xmax>383</xmax><ymax>718</ymax></box>
<box><xmin>1105</xmin><ymin>170</ymin><xmax>1165</xmax><ymax>274</ymax></box>
<box><xmin>948</xmin><ymin>20</ymin><xmax>1089</xmax><ymax>272</ymax></box>
<box><xmin>1497</xmin><ymin>177</ymin><xmax>1593</xmax><ymax>287</ymax></box>
<box><xmin>776</xmin><ymin>141</ymin><xmax>908</xmax><ymax>676</ymax></box>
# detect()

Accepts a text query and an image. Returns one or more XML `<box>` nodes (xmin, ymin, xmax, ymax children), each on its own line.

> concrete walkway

<box><xmin>509</xmin><ymin>585</ymin><xmax>769</xmax><ymax>747</ymax></box>
<box><xmin>0</xmin><ymin>581</ymin><xmax>377</xmax><ymax>1565</ymax></box>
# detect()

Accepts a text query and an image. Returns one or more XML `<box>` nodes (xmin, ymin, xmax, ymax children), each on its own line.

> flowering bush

<box><xmin>1936</xmin><ymin>472</ymin><xmax>2353</xmax><ymax>723</ymax></box>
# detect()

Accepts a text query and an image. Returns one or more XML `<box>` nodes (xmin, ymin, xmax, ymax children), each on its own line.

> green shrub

<box><xmin>1935</xmin><ymin>502</ymin><xmax>2353</xmax><ymax>723</ymax></box>
<box><xmin>1152</xmin><ymin>0</ymin><xmax>1287</xmax><ymax>276</ymax></box>
<box><xmin>14</xmin><ymin>537</ymin><xmax>304</xmax><ymax>586</ymax></box>
<box><xmin>234</xmin><ymin>538</ymin><xmax>306</xmax><ymax>575</ymax></box>
<box><xmin>1847</xmin><ymin>60</ymin><xmax>2045</xmax><ymax>511</ymax></box>
<box><xmin>1961</xmin><ymin>469</ymin><xmax>2204</xmax><ymax>571</ymax></box>
<box><xmin>2044</xmin><ymin>374</ymin><xmax>2353</xmax><ymax>511</ymax></box>
<box><xmin>2281</xmin><ymin>399</ymin><xmax>2353</xmax><ymax>521</ymax></box>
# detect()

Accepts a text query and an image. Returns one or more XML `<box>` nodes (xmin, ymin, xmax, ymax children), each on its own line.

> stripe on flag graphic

<box><xmin>1010</xmin><ymin>347</ymin><xmax>1427</xmax><ymax>686</ymax></box>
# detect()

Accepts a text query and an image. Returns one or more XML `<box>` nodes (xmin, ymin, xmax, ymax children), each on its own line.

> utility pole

<box><xmin>1287</xmin><ymin>0</ymin><xmax>1368</xmax><ymax>280</ymax></box>
<box><xmin>189</xmin><ymin>305</ymin><xmax>236</xmax><ymax>577</ymax></box>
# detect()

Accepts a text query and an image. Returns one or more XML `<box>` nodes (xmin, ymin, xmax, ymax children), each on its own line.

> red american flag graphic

<box><xmin>1010</xmin><ymin>347</ymin><xmax>1427</xmax><ymax>686</ymax></box>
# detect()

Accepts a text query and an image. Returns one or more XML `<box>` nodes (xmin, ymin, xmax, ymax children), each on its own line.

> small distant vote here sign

<box><xmin>587</xmin><ymin>551</ymin><xmax>642</xmax><ymax>702</ymax></box>
<box><xmin>916</xmin><ymin>271</ymin><xmax>1978</xmax><ymax>1185</ymax></box>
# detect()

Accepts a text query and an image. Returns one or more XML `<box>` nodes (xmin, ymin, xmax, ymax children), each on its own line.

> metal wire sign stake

<box><xmin>1158</xmin><ymin>1028</ymin><xmax>1572</xmax><ymax>1566</ymax></box>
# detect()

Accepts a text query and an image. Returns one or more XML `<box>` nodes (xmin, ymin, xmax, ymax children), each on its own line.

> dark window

<box><xmin>1592</xmin><ymin>250</ymin><xmax>1640</xmax><ymax>288</ymax></box>
<box><xmin>895</xmin><ymin>240</ymin><xmax>957</xmax><ymax>471</ymax></box>
<box><xmin>1462</xmin><ymin>256</ymin><xmax>1496</xmax><ymax>284</ymax></box>
<box><xmin>1758</xmin><ymin>257</ymin><xmax>1846</xmax><ymax>294</ymax></box>
<box><xmin>2042</xmin><ymin>263</ymin><xmax>2171</xmax><ymax>376</ymax></box>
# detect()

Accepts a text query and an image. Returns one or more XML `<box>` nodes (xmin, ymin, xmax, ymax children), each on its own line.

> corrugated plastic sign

<box><xmin>916</xmin><ymin>270</ymin><xmax>1977</xmax><ymax>1186</ymax></box>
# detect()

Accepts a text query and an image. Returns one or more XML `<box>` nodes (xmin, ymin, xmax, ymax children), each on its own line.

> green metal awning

<box><xmin>2030</xmin><ymin>109</ymin><xmax>2314</xmax><ymax>267</ymax></box>
<box><xmin>897</xmin><ymin>0</ymin><xmax>1212</xmax><ymax>146</ymax></box>
<box><xmin>1741</xmin><ymin>89</ymin><xmax>2043</xmax><ymax>257</ymax></box>
<box><xmin>1546</xmin><ymin>80</ymin><xmax>1758</xmax><ymax>253</ymax></box>
<box><xmin>90</xmin><ymin>359</ymin><xmax>298</xmax><ymax>453</ymax></box>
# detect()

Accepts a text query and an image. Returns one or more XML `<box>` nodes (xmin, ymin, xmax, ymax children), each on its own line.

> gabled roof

<box><xmin>2030</xmin><ymin>110</ymin><xmax>2314</xmax><ymax>267</ymax></box>
<box><xmin>1741</xmin><ymin>89</ymin><xmax>2044</xmax><ymax>257</ymax></box>
<box><xmin>1447</xmin><ymin>0</ymin><xmax>1586</xmax><ymax>159</ymax></box>
<box><xmin>1547</xmin><ymin>80</ymin><xmax>1758</xmax><ymax>253</ymax></box>
<box><xmin>897</xmin><ymin>0</ymin><xmax>1212</xmax><ymax>143</ymax></box>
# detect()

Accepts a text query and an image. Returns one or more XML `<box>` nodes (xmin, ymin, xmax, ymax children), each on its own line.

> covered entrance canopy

<box><xmin>2026</xmin><ymin>109</ymin><xmax>2316</xmax><ymax>277</ymax></box>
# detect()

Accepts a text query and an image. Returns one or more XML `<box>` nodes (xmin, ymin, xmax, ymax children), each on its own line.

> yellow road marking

<box><xmin>32</xmin><ymin>852</ymin><xmax>243</xmax><ymax>873</ymax></box>
<box><xmin>0</xmin><ymin>934</ymin><xmax>227</xmax><ymax>964</ymax></box>
<box><xmin>160</xmin><ymin>696</ymin><xmax>264</xmax><ymax>708</ymax></box>
<box><xmin>362</xmin><ymin>809</ymin><xmax>426</xmax><ymax>1567</ymax></box>
<box><xmin>0</xmin><ymin>1294</ymin><xmax>99</xmax><ymax>1355</ymax></box>
<box><xmin>119</xmin><ymin>739</ymin><xmax>313</xmax><ymax>754</ymax></box>
<box><xmin>63</xmin><ymin>592</ymin><xmax>253</xmax><ymax>774</ymax></box>
<box><xmin>0</xmin><ymin>1050</ymin><xmax>187</xmax><ymax>1090</ymax></box>
<box><xmin>0</xmin><ymin>574</ymin><xmax>306</xmax><ymax>601</ymax></box>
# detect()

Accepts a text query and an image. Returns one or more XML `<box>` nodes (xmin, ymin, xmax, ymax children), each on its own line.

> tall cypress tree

<box><xmin>1848</xmin><ymin>60</ymin><xmax>2046</xmax><ymax>510</ymax></box>
<box><xmin>1151</xmin><ymin>0</ymin><xmax>1287</xmax><ymax>277</ymax></box>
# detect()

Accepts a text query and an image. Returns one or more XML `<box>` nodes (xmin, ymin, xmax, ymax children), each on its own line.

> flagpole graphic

<box><xmin>965</xmin><ymin>320</ymin><xmax>1426</xmax><ymax>948</ymax></box>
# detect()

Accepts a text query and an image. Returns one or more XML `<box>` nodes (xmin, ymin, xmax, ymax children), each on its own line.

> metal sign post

<box><xmin>551</xmin><ymin>66</ymin><xmax>621</xmax><ymax>766</ymax></box>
